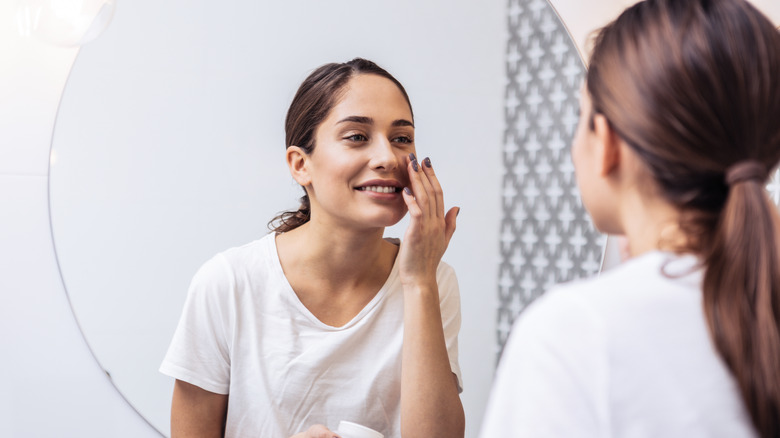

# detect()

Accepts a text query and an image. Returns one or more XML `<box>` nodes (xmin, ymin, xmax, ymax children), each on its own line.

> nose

<box><xmin>369</xmin><ymin>137</ymin><xmax>401</xmax><ymax>171</ymax></box>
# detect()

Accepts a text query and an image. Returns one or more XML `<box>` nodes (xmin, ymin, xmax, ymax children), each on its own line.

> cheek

<box><xmin>395</xmin><ymin>149</ymin><xmax>411</xmax><ymax>176</ymax></box>
<box><xmin>571</xmin><ymin>115</ymin><xmax>597</xmax><ymax>185</ymax></box>
<box><xmin>571</xmin><ymin>121</ymin><xmax>588</xmax><ymax>167</ymax></box>
<box><xmin>399</xmin><ymin>147</ymin><xmax>413</xmax><ymax>162</ymax></box>
<box><xmin>307</xmin><ymin>156</ymin><xmax>354</xmax><ymax>193</ymax></box>
<box><xmin>571</xmin><ymin>133</ymin><xmax>599</xmax><ymax>216</ymax></box>
<box><xmin>571</xmin><ymin>141</ymin><xmax>588</xmax><ymax>190</ymax></box>
<box><xmin>318</xmin><ymin>149</ymin><xmax>358</xmax><ymax>172</ymax></box>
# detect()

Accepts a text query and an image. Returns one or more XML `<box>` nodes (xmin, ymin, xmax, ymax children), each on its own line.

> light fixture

<box><xmin>15</xmin><ymin>0</ymin><xmax>116</xmax><ymax>47</ymax></box>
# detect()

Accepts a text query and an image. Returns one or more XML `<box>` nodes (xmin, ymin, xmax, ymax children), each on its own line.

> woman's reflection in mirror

<box><xmin>160</xmin><ymin>58</ymin><xmax>464</xmax><ymax>438</ymax></box>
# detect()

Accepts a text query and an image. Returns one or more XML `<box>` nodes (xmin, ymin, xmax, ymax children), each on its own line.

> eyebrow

<box><xmin>336</xmin><ymin>116</ymin><xmax>414</xmax><ymax>128</ymax></box>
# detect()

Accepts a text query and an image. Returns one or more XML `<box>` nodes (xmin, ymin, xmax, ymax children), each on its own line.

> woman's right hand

<box><xmin>398</xmin><ymin>153</ymin><xmax>459</xmax><ymax>289</ymax></box>
<box><xmin>290</xmin><ymin>424</ymin><xmax>341</xmax><ymax>438</ymax></box>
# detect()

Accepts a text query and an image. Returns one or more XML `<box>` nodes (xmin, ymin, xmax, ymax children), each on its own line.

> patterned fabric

<box><xmin>497</xmin><ymin>0</ymin><xmax>604</xmax><ymax>359</ymax></box>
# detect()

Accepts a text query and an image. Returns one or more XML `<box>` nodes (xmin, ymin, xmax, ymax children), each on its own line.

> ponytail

<box><xmin>585</xmin><ymin>0</ymin><xmax>780</xmax><ymax>434</ymax></box>
<box><xmin>702</xmin><ymin>163</ymin><xmax>780</xmax><ymax>437</ymax></box>
<box><xmin>267</xmin><ymin>192</ymin><xmax>311</xmax><ymax>233</ymax></box>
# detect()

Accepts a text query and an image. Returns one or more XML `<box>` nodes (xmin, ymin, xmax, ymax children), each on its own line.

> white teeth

<box><xmin>361</xmin><ymin>186</ymin><xmax>396</xmax><ymax>193</ymax></box>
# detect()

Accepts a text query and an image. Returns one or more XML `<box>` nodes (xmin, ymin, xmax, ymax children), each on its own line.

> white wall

<box><xmin>0</xmin><ymin>1</ymin><xmax>504</xmax><ymax>437</ymax></box>
<box><xmin>0</xmin><ymin>3</ymin><xmax>158</xmax><ymax>436</ymax></box>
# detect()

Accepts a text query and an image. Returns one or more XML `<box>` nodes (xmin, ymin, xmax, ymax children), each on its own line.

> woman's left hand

<box><xmin>398</xmin><ymin>153</ymin><xmax>459</xmax><ymax>287</ymax></box>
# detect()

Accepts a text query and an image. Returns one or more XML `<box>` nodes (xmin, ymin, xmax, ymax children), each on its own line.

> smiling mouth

<box><xmin>357</xmin><ymin>186</ymin><xmax>402</xmax><ymax>194</ymax></box>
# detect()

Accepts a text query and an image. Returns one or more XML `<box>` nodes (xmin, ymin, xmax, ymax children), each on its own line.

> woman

<box><xmin>481</xmin><ymin>0</ymin><xmax>780</xmax><ymax>437</ymax></box>
<box><xmin>161</xmin><ymin>58</ymin><xmax>465</xmax><ymax>438</ymax></box>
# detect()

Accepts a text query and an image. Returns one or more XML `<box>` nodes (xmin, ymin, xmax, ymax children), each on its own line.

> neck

<box><xmin>275</xmin><ymin>219</ymin><xmax>395</xmax><ymax>288</ymax></box>
<box><xmin>618</xmin><ymin>189</ymin><xmax>687</xmax><ymax>257</ymax></box>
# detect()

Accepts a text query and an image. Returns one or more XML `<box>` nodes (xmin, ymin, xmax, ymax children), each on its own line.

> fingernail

<box><xmin>423</xmin><ymin>157</ymin><xmax>431</xmax><ymax>168</ymax></box>
<box><xmin>457</xmin><ymin>207</ymin><xmax>461</xmax><ymax>217</ymax></box>
<box><xmin>409</xmin><ymin>152</ymin><xmax>417</xmax><ymax>162</ymax></box>
<box><xmin>404</xmin><ymin>187</ymin><xmax>412</xmax><ymax>195</ymax></box>
<box><xmin>411</xmin><ymin>159</ymin><xmax>419</xmax><ymax>172</ymax></box>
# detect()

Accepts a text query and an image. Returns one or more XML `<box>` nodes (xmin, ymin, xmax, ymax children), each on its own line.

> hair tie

<box><xmin>725</xmin><ymin>160</ymin><xmax>767</xmax><ymax>186</ymax></box>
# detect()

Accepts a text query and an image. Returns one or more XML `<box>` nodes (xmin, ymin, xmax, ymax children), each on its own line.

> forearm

<box><xmin>400</xmin><ymin>281</ymin><xmax>465</xmax><ymax>438</ymax></box>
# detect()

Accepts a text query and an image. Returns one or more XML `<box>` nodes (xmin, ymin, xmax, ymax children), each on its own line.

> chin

<box><xmin>583</xmin><ymin>201</ymin><xmax>621</xmax><ymax>235</ymax></box>
<box><xmin>363</xmin><ymin>207</ymin><xmax>407</xmax><ymax>229</ymax></box>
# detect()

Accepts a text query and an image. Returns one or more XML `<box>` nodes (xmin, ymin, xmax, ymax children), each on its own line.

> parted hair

<box><xmin>587</xmin><ymin>0</ymin><xmax>780</xmax><ymax>436</ymax></box>
<box><xmin>268</xmin><ymin>58</ymin><xmax>413</xmax><ymax>233</ymax></box>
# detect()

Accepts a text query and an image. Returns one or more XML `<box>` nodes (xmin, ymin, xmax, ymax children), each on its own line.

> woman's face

<box><xmin>303</xmin><ymin>73</ymin><xmax>415</xmax><ymax>230</ymax></box>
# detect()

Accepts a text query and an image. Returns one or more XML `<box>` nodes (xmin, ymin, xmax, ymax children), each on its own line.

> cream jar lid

<box><xmin>336</xmin><ymin>421</ymin><xmax>384</xmax><ymax>438</ymax></box>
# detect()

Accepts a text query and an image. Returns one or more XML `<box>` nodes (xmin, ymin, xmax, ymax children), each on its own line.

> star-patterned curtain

<box><xmin>497</xmin><ymin>0</ymin><xmax>605</xmax><ymax>360</ymax></box>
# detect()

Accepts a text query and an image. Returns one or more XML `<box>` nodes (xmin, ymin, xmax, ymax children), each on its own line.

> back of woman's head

<box><xmin>587</xmin><ymin>0</ymin><xmax>780</xmax><ymax>435</ymax></box>
<box><xmin>269</xmin><ymin>58</ymin><xmax>412</xmax><ymax>233</ymax></box>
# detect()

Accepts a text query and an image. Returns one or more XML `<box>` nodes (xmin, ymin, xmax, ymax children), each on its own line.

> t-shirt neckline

<box><xmin>266</xmin><ymin>233</ymin><xmax>400</xmax><ymax>331</ymax></box>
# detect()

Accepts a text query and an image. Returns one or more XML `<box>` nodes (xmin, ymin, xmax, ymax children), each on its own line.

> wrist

<box><xmin>401</xmin><ymin>279</ymin><xmax>438</xmax><ymax>297</ymax></box>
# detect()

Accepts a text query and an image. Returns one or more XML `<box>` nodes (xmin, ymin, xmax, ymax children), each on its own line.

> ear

<box><xmin>592</xmin><ymin>114</ymin><xmax>621</xmax><ymax>177</ymax></box>
<box><xmin>286</xmin><ymin>146</ymin><xmax>311</xmax><ymax>186</ymax></box>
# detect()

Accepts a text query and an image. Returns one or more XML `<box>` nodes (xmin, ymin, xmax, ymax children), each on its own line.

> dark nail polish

<box><xmin>411</xmin><ymin>159</ymin><xmax>419</xmax><ymax>172</ymax></box>
<box><xmin>456</xmin><ymin>207</ymin><xmax>461</xmax><ymax>217</ymax></box>
<box><xmin>404</xmin><ymin>187</ymin><xmax>412</xmax><ymax>195</ymax></box>
<box><xmin>423</xmin><ymin>157</ymin><xmax>432</xmax><ymax>168</ymax></box>
<box><xmin>409</xmin><ymin>152</ymin><xmax>417</xmax><ymax>162</ymax></box>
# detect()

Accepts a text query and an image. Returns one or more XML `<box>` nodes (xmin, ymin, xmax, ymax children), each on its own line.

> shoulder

<box><xmin>217</xmin><ymin>233</ymin><xmax>275</xmax><ymax>268</ymax></box>
<box><xmin>189</xmin><ymin>234</ymin><xmax>276</xmax><ymax>296</ymax></box>
<box><xmin>190</xmin><ymin>253</ymin><xmax>233</xmax><ymax>291</ymax></box>
<box><xmin>209</xmin><ymin>234</ymin><xmax>276</xmax><ymax>277</ymax></box>
<box><xmin>512</xmin><ymin>283</ymin><xmax>605</xmax><ymax>349</ymax></box>
<box><xmin>508</xmin><ymin>254</ymin><xmax>660</xmax><ymax>346</ymax></box>
<box><xmin>512</xmin><ymin>251</ymin><xmax>702</xmax><ymax>349</ymax></box>
<box><xmin>547</xmin><ymin>251</ymin><xmax>698</xmax><ymax>309</ymax></box>
<box><xmin>436</xmin><ymin>260</ymin><xmax>457</xmax><ymax>282</ymax></box>
<box><xmin>434</xmin><ymin>260</ymin><xmax>460</xmax><ymax>302</ymax></box>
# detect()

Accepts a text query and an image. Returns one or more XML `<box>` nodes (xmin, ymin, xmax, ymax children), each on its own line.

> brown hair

<box><xmin>268</xmin><ymin>58</ymin><xmax>413</xmax><ymax>233</ymax></box>
<box><xmin>587</xmin><ymin>0</ymin><xmax>780</xmax><ymax>435</ymax></box>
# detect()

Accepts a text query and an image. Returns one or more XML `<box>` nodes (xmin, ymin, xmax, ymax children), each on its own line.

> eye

<box><xmin>345</xmin><ymin>133</ymin><xmax>368</xmax><ymax>142</ymax></box>
<box><xmin>393</xmin><ymin>135</ymin><xmax>413</xmax><ymax>144</ymax></box>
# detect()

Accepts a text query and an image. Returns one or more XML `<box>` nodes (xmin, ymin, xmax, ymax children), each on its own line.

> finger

<box><xmin>304</xmin><ymin>424</ymin><xmax>340</xmax><ymax>438</ymax></box>
<box><xmin>406</xmin><ymin>153</ymin><xmax>431</xmax><ymax>217</ymax></box>
<box><xmin>420</xmin><ymin>156</ymin><xmax>444</xmax><ymax>218</ymax></box>
<box><xmin>413</xmin><ymin>155</ymin><xmax>437</xmax><ymax>217</ymax></box>
<box><xmin>444</xmin><ymin>206</ymin><xmax>459</xmax><ymax>247</ymax></box>
<box><xmin>402</xmin><ymin>186</ymin><xmax>424</xmax><ymax>226</ymax></box>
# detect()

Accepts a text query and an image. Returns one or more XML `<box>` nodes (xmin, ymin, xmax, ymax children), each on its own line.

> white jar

<box><xmin>336</xmin><ymin>421</ymin><xmax>384</xmax><ymax>438</ymax></box>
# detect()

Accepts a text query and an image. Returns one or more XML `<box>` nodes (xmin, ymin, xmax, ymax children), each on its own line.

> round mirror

<box><xmin>40</xmin><ymin>0</ymin><xmax>780</xmax><ymax>435</ymax></box>
<box><xmin>50</xmin><ymin>0</ymin><xmax>507</xmax><ymax>435</ymax></box>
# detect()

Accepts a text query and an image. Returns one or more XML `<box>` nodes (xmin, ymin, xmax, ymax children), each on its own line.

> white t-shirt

<box><xmin>480</xmin><ymin>251</ymin><xmax>755</xmax><ymax>438</ymax></box>
<box><xmin>160</xmin><ymin>233</ymin><xmax>462</xmax><ymax>438</ymax></box>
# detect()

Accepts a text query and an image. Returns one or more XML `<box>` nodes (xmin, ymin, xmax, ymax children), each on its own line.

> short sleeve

<box><xmin>479</xmin><ymin>287</ymin><xmax>608</xmax><ymax>437</ymax></box>
<box><xmin>159</xmin><ymin>254</ymin><xmax>234</xmax><ymax>394</ymax></box>
<box><xmin>437</xmin><ymin>262</ymin><xmax>463</xmax><ymax>393</ymax></box>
